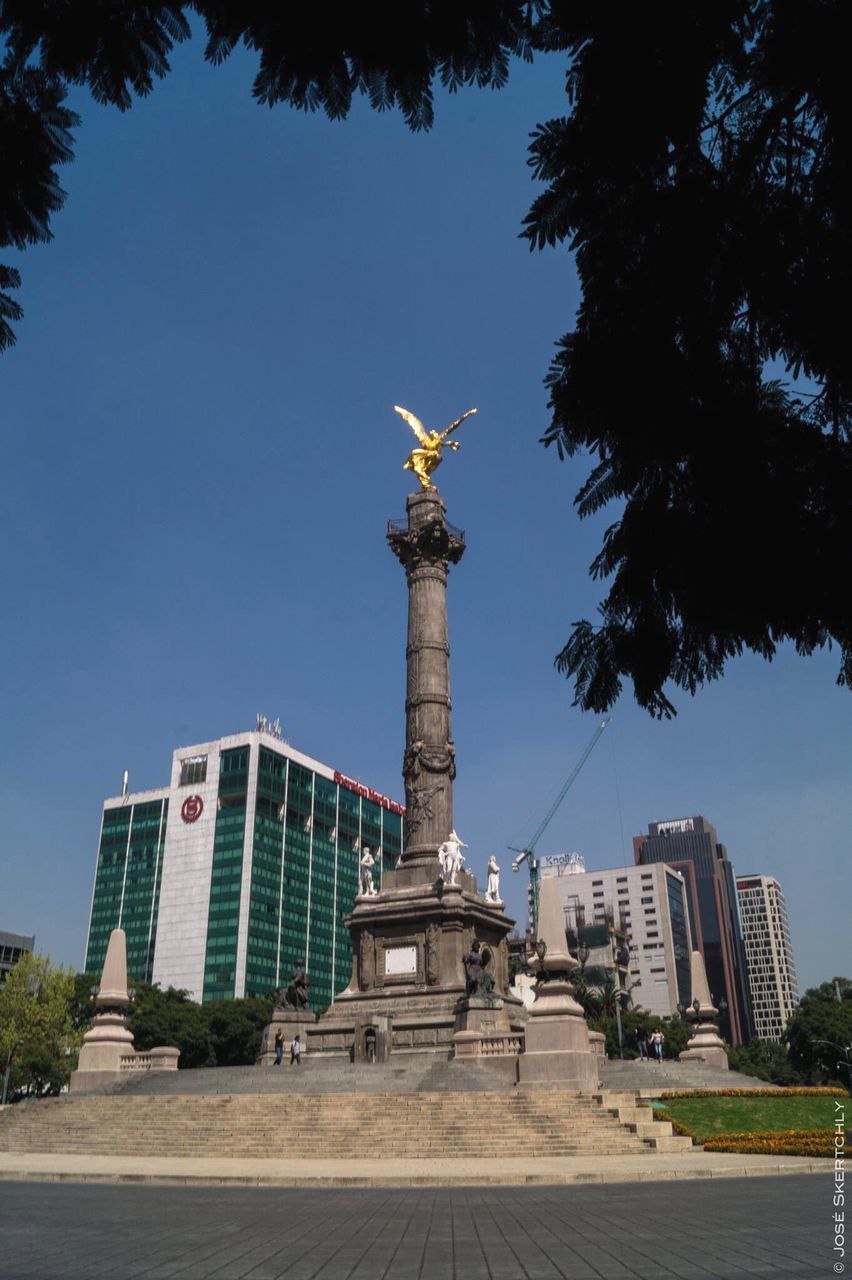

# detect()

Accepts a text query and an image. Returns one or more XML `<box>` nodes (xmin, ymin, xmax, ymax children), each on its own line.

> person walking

<box><xmin>650</xmin><ymin>1028</ymin><xmax>665</xmax><ymax>1062</ymax></box>
<box><xmin>273</xmin><ymin>1027</ymin><xmax>284</xmax><ymax>1066</ymax></box>
<box><xmin>290</xmin><ymin>1034</ymin><xmax>301</xmax><ymax>1066</ymax></box>
<box><xmin>634</xmin><ymin>1026</ymin><xmax>649</xmax><ymax>1061</ymax></box>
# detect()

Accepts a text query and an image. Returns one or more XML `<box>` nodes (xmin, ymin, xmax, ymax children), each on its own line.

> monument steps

<box><xmin>599</xmin><ymin>1060</ymin><xmax>771</xmax><ymax>1091</ymax></box>
<box><xmin>0</xmin><ymin>1089</ymin><xmax>690</xmax><ymax>1159</ymax></box>
<box><xmin>102</xmin><ymin>1058</ymin><xmax>508</xmax><ymax>1096</ymax></box>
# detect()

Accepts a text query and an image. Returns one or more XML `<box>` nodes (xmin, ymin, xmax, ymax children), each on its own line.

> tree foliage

<box><xmin>0</xmin><ymin>952</ymin><xmax>80</xmax><ymax>1099</ymax></box>
<box><xmin>588</xmin><ymin>1006</ymin><xmax>691</xmax><ymax>1060</ymax></box>
<box><xmin>125</xmin><ymin>982</ymin><xmax>273</xmax><ymax>1068</ymax></box>
<box><xmin>726</xmin><ymin>1037</ymin><xmax>805</xmax><ymax>1086</ymax></box>
<box><xmin>2</xmin><ymin>2</ymin><xmax>851</xmax><ymax>710</ymax></box>
<box><xmin>526</xmin><ymin>2</ymin><xmax>852</xmax><ymax>714</ymax></box>
<box><xmin>785</xmin><ymin>976</ymin><xmax>852</xmax><ymax>1086</ymax></box>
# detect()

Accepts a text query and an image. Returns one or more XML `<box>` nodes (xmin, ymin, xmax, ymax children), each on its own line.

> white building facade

<box><xmin>736</xmin><ymin>874</ymin><xmax>799</xmax><ymax>1041</ymax></box>
<box><xmin>540</xmin><ymin>861</ymin><xmax>693</xmax><ymax>1018</ymax></box>
<box><xmin>85</xmin><ymin>728</ymin><xmax>404</xmax><ymax>1008</ymax></box>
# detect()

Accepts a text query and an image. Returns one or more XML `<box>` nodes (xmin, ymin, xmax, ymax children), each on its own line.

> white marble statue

<box><xmin>485</xmin><ymin>855</ymin><xmax>502</xmax><ymax>904</ymax></box>
<box><xmin>438</xmin><ymin>829</ymin><xmax>468</xmax><ymax>887</ymax></box>
<box><xmin>359</xmin><ymin>847</ymin><xmax>378</xmax><ymax>897</ymax></box>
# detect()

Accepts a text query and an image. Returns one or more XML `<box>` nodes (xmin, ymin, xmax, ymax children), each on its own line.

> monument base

<box><xmin>310</xmin><ymin>877</ymin><xmax>524</xmax><ymax>1059</ymax></box>
<box><xmin>517</xmin><ymin>978</ymin><xmax>599</xmax><ymax>1091</ymax></box>
<box><xmin>258</xmin><ymin>1009</ymin><xmax>318</xmax><ymax>1066</ymax></box>
<box><xmin>450</xmin><ymin>997</ymin><xmax>523</xmax><ymax>1080</ymax></box>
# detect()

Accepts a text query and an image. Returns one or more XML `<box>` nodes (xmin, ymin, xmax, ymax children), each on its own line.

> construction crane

<box><xmin>510</xmin><ymin>717</ymin><xmax>612</xmax><ymax>936</ymax></box>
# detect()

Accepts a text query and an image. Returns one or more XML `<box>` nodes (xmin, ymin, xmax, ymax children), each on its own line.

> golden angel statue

<box><xmin>394</xmin><ymin>404</ymin><xmax>477</xmax><ymax>490</ymax></box>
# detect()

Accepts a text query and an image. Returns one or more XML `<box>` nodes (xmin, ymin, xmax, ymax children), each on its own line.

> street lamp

<box><xmin>812</xmin><ymin>1039</ymin><xmax>852</xmax><ymax>1088</ymax></box>
<box><xmin>608</xmin><ymin>927</ymin><xmax>628</xmax><ymax>1059</ymax></box>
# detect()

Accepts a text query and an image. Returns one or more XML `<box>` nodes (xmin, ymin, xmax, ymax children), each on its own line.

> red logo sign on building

<box><xmin>181</xmin><ymin>794</ymin><xmax>204</xmax><ymax>824</ymax></box>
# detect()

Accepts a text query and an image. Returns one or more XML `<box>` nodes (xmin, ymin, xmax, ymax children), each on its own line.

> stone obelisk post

<box><xmin>679</xmin><ymin>949</ymin><xmax>730</xmax><ymax>1070</ymax></box>
<box><xmin>387</xmin><ymin>487</ymin><xmax>465</xmax><ymax>882</ymax></box>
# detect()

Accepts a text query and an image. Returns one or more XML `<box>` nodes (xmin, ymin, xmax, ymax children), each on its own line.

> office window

<box><xmin>179</xmin><ymin>756</ymin><xmax>208</xmax><ymax>786</ymax></box>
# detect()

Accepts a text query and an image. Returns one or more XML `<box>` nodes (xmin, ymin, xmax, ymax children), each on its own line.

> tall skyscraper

<box><xmin>736</xmin><ymin>875</ymin><xmax>799</xmax><ymax>1041</ymax></box>
<box><xmin>84</xmin><ymin>727</ymin><xmax>404</xmax><ymax>1009</ymax></box>
<box><xmin>634</xmin><ymin>816</ymin><xmax>753</xmax><ymax>1045</ymax></box>
<box><xmin>540</xmin><ymin>861</ymin><xmax>692</xmax><ymax>1019</ymax></box>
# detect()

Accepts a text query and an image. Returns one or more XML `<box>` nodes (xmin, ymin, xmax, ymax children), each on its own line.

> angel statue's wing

<box><xmin>394</xmin><ymin>405</ymin><xmax>429</xmax><ymax>446</ymax></box>
<box><xmin>438</xmin><ymin>408</ymin><xmax>477</xmax><ymax>441</ymax></box>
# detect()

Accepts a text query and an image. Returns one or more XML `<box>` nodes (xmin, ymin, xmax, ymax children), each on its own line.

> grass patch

<box><xmin>660</xmin><ymin>1095</ymin><xmax>839</xmax><ymax>1142</ymax></box>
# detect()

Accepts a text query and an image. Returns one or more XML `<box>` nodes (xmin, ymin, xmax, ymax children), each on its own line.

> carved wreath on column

<box><xmin>403</xmin><ymin>742</ymin><xmax>455</xmax><ymax>782</ymax></box>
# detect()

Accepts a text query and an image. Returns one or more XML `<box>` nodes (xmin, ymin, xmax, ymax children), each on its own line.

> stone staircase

<box><xmin>599</xmin><ymin>1059</ymin><xmax>778</xmax><ymax>1092</ymax></box>
<box><xmin>106</xmin><ymin>1055</ymin><xmax>503</xmax><ymax>1096</ymax></box>
<box><xmin>0</xmin><ymin>1088</ymin><xmax>692</xmax><ymax>1159</ymax></box>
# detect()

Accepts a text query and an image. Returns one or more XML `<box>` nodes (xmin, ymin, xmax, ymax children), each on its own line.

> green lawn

<box><xmin>659</xmin><ymin>1095</ymin><xmax>839</xmax><ymax>1141</ymax></box>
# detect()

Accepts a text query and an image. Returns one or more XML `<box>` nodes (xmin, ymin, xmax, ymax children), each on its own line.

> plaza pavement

<box><xmin>0</xmin><ymin>1175</ymin><xmax>832</xmax><ymax>1279</ymax></box>
<box><xmin>0</xmin><ymin>1148</ymin><xmax>834</xmax><ymax>1187</ymax></box>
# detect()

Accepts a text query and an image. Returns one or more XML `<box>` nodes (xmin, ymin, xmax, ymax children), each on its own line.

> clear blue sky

<box><xmin>2</xmin><ymin>31</ymin><xmax>849</xmax><ymax>994</ymax></box>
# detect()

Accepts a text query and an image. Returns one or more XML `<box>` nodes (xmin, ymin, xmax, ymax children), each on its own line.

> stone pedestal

<box><xmin>258</xmin><ymin>1009</ymin><xmax>318</xmax><ymax>1065</ymax></box>
<box><xmin>451</xmin><ymin>996</ymin><xmax>522</xmax><ymax>1079</ymax></box>
<box><xmin>588</xmin><ymin>1029</ymin><xmax>606</xmax><ymax>1059</ymax></box>
<box><xmin>71</xmin><ymin>1007</ymin><xmax>136</xmax><ymax>1092</ymax></box>
<box><xmin>517</xmin><ymin>977</ymin><xmax>599</xmax><ymax>1090</ymax></box>
<box><xmin>516</xmin><ymin>878</ymin><xmax>598</xmax><ymax>1090</ymax></box>
<box><xmin>679</xmin><ymin>949</ymin><xmax>730</xmax><ymax>1070</ymax></box>
<box><xmin>454</xmin><ymin>996</ymin><xmax>512</xmax><ymax>1038</ymax></box>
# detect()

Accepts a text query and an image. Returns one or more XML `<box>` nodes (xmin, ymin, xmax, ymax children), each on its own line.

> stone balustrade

<box><xmin>118</xmin><ymin>1048</ymin><xmax>180</xmax><ymax>1073</ymax></box>
<box><xmin>479</xmin><ymin>1034</ymin><xmax>524</xmax><ymax>1056</ymax></box>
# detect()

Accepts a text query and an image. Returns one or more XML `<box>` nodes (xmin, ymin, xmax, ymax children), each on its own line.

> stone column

<box><xmin>387</xmin><ymin>488</ymin><xmax>465</xmax><ymax>876</ymax></box>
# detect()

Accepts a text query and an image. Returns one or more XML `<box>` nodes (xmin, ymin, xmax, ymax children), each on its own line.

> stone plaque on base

<box><xmin>385</xmin><ymin>945</ymin><xmax>418</xmax><ymax>976</ymax></box>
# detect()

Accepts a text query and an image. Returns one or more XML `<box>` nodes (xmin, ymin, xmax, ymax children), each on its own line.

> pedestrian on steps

<box><xmin>634</xmin><ymin>1027</ymin><xmax>648</xmax><ymax>1060</ymax></box>
<box><xmin>274</xmin><ymin>1027</ymin><xmax>284</xmax><ymax>1066</ymax></box>
<box><xmin>650</xmin><ymin>1028</ymin><xmax>665</xmax><ymax>1062</ymax></box>
<box><xmin>290</xmin><ymin>1034</ymin><xmax>301</xmax><ymax>1066</ymax></box>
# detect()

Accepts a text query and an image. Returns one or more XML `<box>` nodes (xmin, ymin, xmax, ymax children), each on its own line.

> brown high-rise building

<box><xmin>633</xmin><ymin>816</ymin><xmax>754</xmax><ymax>1045</ymax></box>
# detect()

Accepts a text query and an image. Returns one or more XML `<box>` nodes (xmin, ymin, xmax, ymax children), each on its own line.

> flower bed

<box><xmin>660</xmin><ymin>1087</ymin><xmax>847</xmax><ymax>1099</ymax></box>
<box><xmin>702</xmin><ymin>1129</ymin><xmax>850</xmax><ymax>1158</ymax></box>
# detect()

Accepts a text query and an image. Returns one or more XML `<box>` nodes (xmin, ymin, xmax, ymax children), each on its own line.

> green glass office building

<box><xmin>84</xmin><ymin>730</ymin><xmax>404</xmax><ymax>1009</ymax></box>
